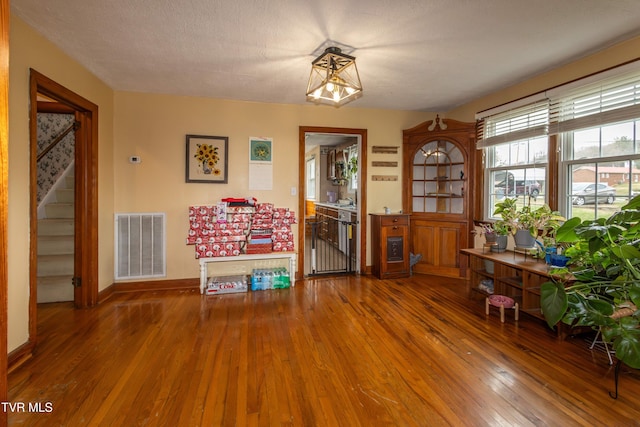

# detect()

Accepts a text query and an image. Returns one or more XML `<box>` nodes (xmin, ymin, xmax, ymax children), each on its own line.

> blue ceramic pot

<box><xmin>549</xmin><ymin>253</ymin><xmax>570</xmax><ymax>267</ymax></box>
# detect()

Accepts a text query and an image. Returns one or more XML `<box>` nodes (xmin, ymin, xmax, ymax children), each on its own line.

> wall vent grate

<box><xmin>115</xmin><ymin>213</ymin><xmax>166</xmax><ymax>280</ymax></box>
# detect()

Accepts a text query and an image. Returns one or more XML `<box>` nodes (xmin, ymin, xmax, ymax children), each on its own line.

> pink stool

<box><xmin>486</xmin><ymin>295</ymin><xmax>519</xmax><ymax>323</ymax></box>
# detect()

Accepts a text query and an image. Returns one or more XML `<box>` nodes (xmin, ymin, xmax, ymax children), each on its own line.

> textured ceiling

<box><xmin>11</xmin><ymin>0</ymin><xmax>640</xmax><ymax>111</ymax></box>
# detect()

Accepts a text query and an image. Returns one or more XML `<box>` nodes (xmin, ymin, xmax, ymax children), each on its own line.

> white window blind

<box><xmin>476</xmin><ymin>99</ymin><xmax>549</xmax><ymax>149</ymax></box>
<box><xmin>548</xmin><ymin>69</ymin><xmax>640</xmax><ymax>134</ymax></box>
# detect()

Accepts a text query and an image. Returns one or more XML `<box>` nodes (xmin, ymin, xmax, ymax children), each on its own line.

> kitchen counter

<box><xmin>314</xmin><ymin>202</ymin><xmax>357</xmax><ymax>212</ymax></box>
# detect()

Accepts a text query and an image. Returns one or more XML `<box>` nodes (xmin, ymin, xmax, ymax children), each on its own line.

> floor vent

<box><xmin>115</xmin><ymin>213</ymin><xmax>166</xmax><ymax>280</ymax></box>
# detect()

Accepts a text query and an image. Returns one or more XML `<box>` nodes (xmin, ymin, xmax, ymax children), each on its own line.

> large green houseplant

<box><xmin>540</xmin><ymin>195</ymin><xmax>640</xmax><ymax>369</ymax></box>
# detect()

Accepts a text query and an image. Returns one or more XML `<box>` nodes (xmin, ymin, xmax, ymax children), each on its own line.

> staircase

<box><xmin>37</xmin><ymin>173</ymin><xmax>74</xmax><ymax>303</ymax></box>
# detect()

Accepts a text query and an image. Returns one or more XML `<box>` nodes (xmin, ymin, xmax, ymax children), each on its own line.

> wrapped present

<box><xmin>272</xmin><ymin>208</ymin><xmax>295</xmax><ymax>219</ymax></box>
<box><xmin>251</xmin><ymin>218</ymin><xmax>273</xmax><ymax>227</ymax></box>
<box><xmin>256</xmin><ymin>203</ymin><xmax>274</xmax><ymax>214</ymax></box>
<box><xmin>226</xmin><ymin>206</ymin><xmax>255</xmax><ymax>214</ymax></box>
<box><xmin>245</xmin><ymin>243</ymin><xmax>272</xmax><ymax>254</ymax></box>
<box><xmin>272</xmin><ymin>230</ymin><xmax>294</xmax><ymax>242</ymax></box>
<box><xmin>272</xmin><ymin>240</ymin><xmax>295</xmax><ymax>252</ymax></box>
<box><xmin>272</xmin><ymin>225</ymin><xmax>291</xmax><ymax>233</ymax></box>
<box><xmin>204</xmin><ymin>235</ymin><xmax>247</xmax><ymax>243</ymax></box>
<box><xmin>249</xmin><ymin>228</ymin><xmax>272</xmax><ymax>236</ymax></box>
<box><xmin>253</xmin><ymin>213</ymin><xmax>273</xmax><ymax>221</ymax></box>
<box><xmin>189</xmin><ymin>205</ymin><xmax>217</xmax><ymax>216</ymax></box>
<box><xmin>188</xmin><ymin>215</ymin><xmax>214</xmax><ymax>224</ymax></box>
<box><xmin>273</xmin><ymin>217</ymin><xmax>297</xmax><ymax>226</ymax></box>
<box><xmin>249</xmin><ymin>237</ymin><xmax>272</xmax><ymax>244</ymax></box>
<box><xmin>228</xmin><ymin>213</ymin><xmax>253</xmax><ymax>223</ymax></box>
<box><xmin>251</xmin><ymin>223</ymin><xmax>274</xmax><ymax>230</ymax></box>
<box><xmin>189</xmin><ymin>235</ymin><xmax>246</xmax><ymax>245</ymax></box>
<box><xmin>213</xmin><ymin>228</ymin><xmax>246</xmax><ymax>237</ymax></box>
<box><xmin>211</xmin><ymin>221</ymin><xmax>248</xmax><ymax>230</ymax></box>
<box><xmin>195</xmin><ymin>242</ymin><xmax>242</xmax><ymax>258</ymax></box>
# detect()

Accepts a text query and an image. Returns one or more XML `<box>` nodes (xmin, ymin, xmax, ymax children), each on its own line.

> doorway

<box><xmin>297</xmin><ymin>126</ymin><xmax>367</xmax><ymax>280</ymax></box>
<box><xmin>36</xmin><ymin>101</ymin><xmax>76</xmax><ymax>303</ymax></box>
<box><xmin>29</xmin><ymin>70</ymin><xmax>99</xmax><ymax>344</ymax></box>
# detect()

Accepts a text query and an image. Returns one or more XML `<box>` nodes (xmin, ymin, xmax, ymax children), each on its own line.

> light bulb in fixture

<box><xmin>346</xmin><ymin>86</ymin><xmax>355</xmax><ymax>95</ymax></box>
<box><xmin>313</xmin><ymin>88</ymin><xmax>322</xmax><ymax>99</ymax></box>
<box><xmin>333</xmin><ymin>91</ymin><xmax>340</xmax><ymax>102</ymax></box>
<box><xmin>326</xmin><ymin>81</ymin><xmax>334</xmax><ymax>92</ymax></box>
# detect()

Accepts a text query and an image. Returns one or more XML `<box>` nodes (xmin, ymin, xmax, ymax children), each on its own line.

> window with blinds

<box><xmin>477</xmin><ymin>99</ymin><xmax>549</xmax><ymax>149</ymax></box>
<box><xmin>555</xmin><ymin>68</ymin><xmax>640</xmax><ymax>220</ymax></box>
<box><xmin>476</xmin><ymin>60</ymin><xmax>640</xmax><ymax>221</ymax></box>
<box><xmin>477</xmin><ymin>99</ymin><xmax>550</xmax><ymax>218</ymax></box>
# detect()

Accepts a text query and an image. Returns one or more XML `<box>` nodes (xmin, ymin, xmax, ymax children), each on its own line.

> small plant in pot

<box><xmin>490</xmin><ymin>220</ymin><xmax>510</xmax><ymax>253</ymax></box>
<box><xmin>474</xmin><ymin>221</ymin><xmax>509</xmax><ymax>251</ymax></box>
<box><xmin>540</xmin><ymin>195</ymin><xmax>640</xmax><ymax>372</ymax></box>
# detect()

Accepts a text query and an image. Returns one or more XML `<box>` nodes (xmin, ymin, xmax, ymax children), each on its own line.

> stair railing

<box><xmin>37</xmin><ymin>120</ymin><xmax>80</xmax><ymax>162</ymax></box>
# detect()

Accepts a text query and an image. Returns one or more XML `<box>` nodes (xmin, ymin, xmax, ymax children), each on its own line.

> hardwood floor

<box><xmin>8</xmin><ymin>274</ymin><xmax>640</xmax><ymax>426</ymax></box>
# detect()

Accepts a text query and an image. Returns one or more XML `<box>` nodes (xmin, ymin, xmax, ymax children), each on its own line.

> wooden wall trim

<box><xmin>29</xmin><ymin>70</ymin><xmax>99</xmax><ymax>315</ymax></box>
<box><xmin>298</xmin><ymin>126</ymin><xmax>368</xmax><ymax>278</ymax></box>
<box><xmin>36</xmin><ymin>100</ymin><xmax>76</xmax><ymax>114</ymax></box>
<box><xmin>7</xmin><ymin>341</ymin><xmax>35</xmax><ymax>374</ymax></box>
<box><xmin>110</xmin><ymin>278</ymin><xmax>200</xmax><ymax>294</ymax></box>
<box><xmin>1</xmin><ymin>0</ymin><xmax>9</xmax><ymax>423</ymax></box>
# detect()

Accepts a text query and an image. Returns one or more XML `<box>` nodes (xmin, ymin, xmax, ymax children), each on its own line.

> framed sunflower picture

<box><xmin>185</xmin><ymin>134</ymin><xmax>229</xmax><ymax>183</ymax></box>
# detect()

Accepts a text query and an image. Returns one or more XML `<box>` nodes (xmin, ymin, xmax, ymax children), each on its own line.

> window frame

<box><xmin>305</xmin><ymin>156</ymin><xmax>316</xmax><ymax>200</ymax></box>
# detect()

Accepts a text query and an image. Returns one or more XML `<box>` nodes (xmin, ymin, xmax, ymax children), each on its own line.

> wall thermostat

<box><xmin>129</xmin><ymin>156</ymin><xmax>141</xmax><ymax>164</ymax></box>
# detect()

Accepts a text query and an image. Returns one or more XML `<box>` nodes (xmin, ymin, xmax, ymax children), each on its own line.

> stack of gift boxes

<box><xmin>271</xmin><ymin>206</ymin><xmax>296</xmax><ymax>252</ymax></box>
<box><xmin>186</xmin><ymin>202</ymin><xmax>296</xmax><ymax>258</ymax></box>
<box><xmin>246</xmin><ymin>203</ymin><xmax>297</xmax><ymax>253</ymax></box>
<box><xmin>246</xmin><ymin>203</ymin><xmax>275</xmax><ymax>254</ymax></box>
<box><xmin>186</xmin><ymin>204</ymin><xmax>248</xmax><ymax>258</ymax></box>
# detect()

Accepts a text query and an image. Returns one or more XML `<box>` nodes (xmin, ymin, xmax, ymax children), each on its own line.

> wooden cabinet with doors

<box><xmin>370</xmin><ymin>214</ymin><xmax>410</xmax><ymax>279</ymax></box>
<box><xmin>315</xmin><ymin>205</ymin><xmax>339</xmax><ymax>246</ymax></box>
<box><xmin>402</xmin><ymin>116</ymin><xmax>475</xmax><ymax>278</ymax></box>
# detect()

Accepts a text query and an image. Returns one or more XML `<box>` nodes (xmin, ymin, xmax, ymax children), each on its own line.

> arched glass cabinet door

<box><xmin>411</xmin><ymin>140</ymin><xmax>465</xmax><ymax>214</ymax></box>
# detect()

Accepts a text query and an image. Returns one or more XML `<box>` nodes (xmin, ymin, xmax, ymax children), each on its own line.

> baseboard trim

<box><xmin>8</xmin><ymin>341</ymin><xmax>34</xmax><ymax>373</ymax></box>
<box><xmin>110</xmin><ymin>278</ymin><xmax>200</xmax><ymax>294</ymax></box>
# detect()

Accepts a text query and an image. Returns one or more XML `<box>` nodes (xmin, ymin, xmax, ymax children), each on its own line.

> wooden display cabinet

<box><xmin>402</xmin><ymin>116</ymin><xmax>475</xmax><ymax>278</ymax></box>
<box><xmin>370</xmin><ymin>214</ymin><xmax>410</xmax><ymax>279</ymax></box>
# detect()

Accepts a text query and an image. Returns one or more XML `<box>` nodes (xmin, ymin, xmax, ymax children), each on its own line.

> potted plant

<box><xmin>540</xmin><ymin>195</ymin><xmax>640</xmax><ymax>371</ymax></box>
<box><xmin>493</xmin><ymin>197</ymin><xmax>564</xmax><ymax>249</ymax></box>
<box><xmin>490</xmin><ymin>220</ymin><xmax>510</xmax><ymax>253</ymax></box>
<box><xmin>475</xmin><ymin>222</ymin><xmax>498</xmax><ymax>244</ymax></box>
<box><xmin>474</xmin><ymin>221</ymin><xmax>509</xmax><ymax>253</ymax></box>
<box><xmin>344</xmin><ymin>155</ymin><xmax>358</xmax><ymax>180</ymax></box>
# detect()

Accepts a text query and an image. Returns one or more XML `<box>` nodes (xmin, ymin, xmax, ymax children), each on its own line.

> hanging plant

<box><xmin>343</xmin><ymin>155</ymin><xmax>358</xmax><ymax>180</ymax></box>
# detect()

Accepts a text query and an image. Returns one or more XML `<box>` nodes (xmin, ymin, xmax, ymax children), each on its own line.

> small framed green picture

<box><xmin>250</xmin><ymin>138</ymin><xmax>273</xmax><ymax>163</ymax></box>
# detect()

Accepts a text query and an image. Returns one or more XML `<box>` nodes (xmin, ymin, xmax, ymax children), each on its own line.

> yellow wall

<box><xmin>8</xmin><ymin>16</ymin><xmax>115</xmax><ymax>351</ymax></box>
<box><xmin>113</xmin><ymin>92</ymin><xmax>430</xmax><ymax>279</ymax></box>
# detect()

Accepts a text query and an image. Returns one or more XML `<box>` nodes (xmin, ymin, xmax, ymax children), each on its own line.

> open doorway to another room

<box><xmin>25</xmin><ymin>70</ymin><xmax>99</xmax><ymax>360</ymax></box>
<box><xmin>298</xmin><ymin>127</ymin><xmax>367</xmax><ymax>279</ymax></box>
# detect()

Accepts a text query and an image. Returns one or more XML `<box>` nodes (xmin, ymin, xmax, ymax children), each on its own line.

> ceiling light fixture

<box><xmin>306</xmin><ymin>47</ymin><xmax>363</xmax><ymax>107</ymax></box>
